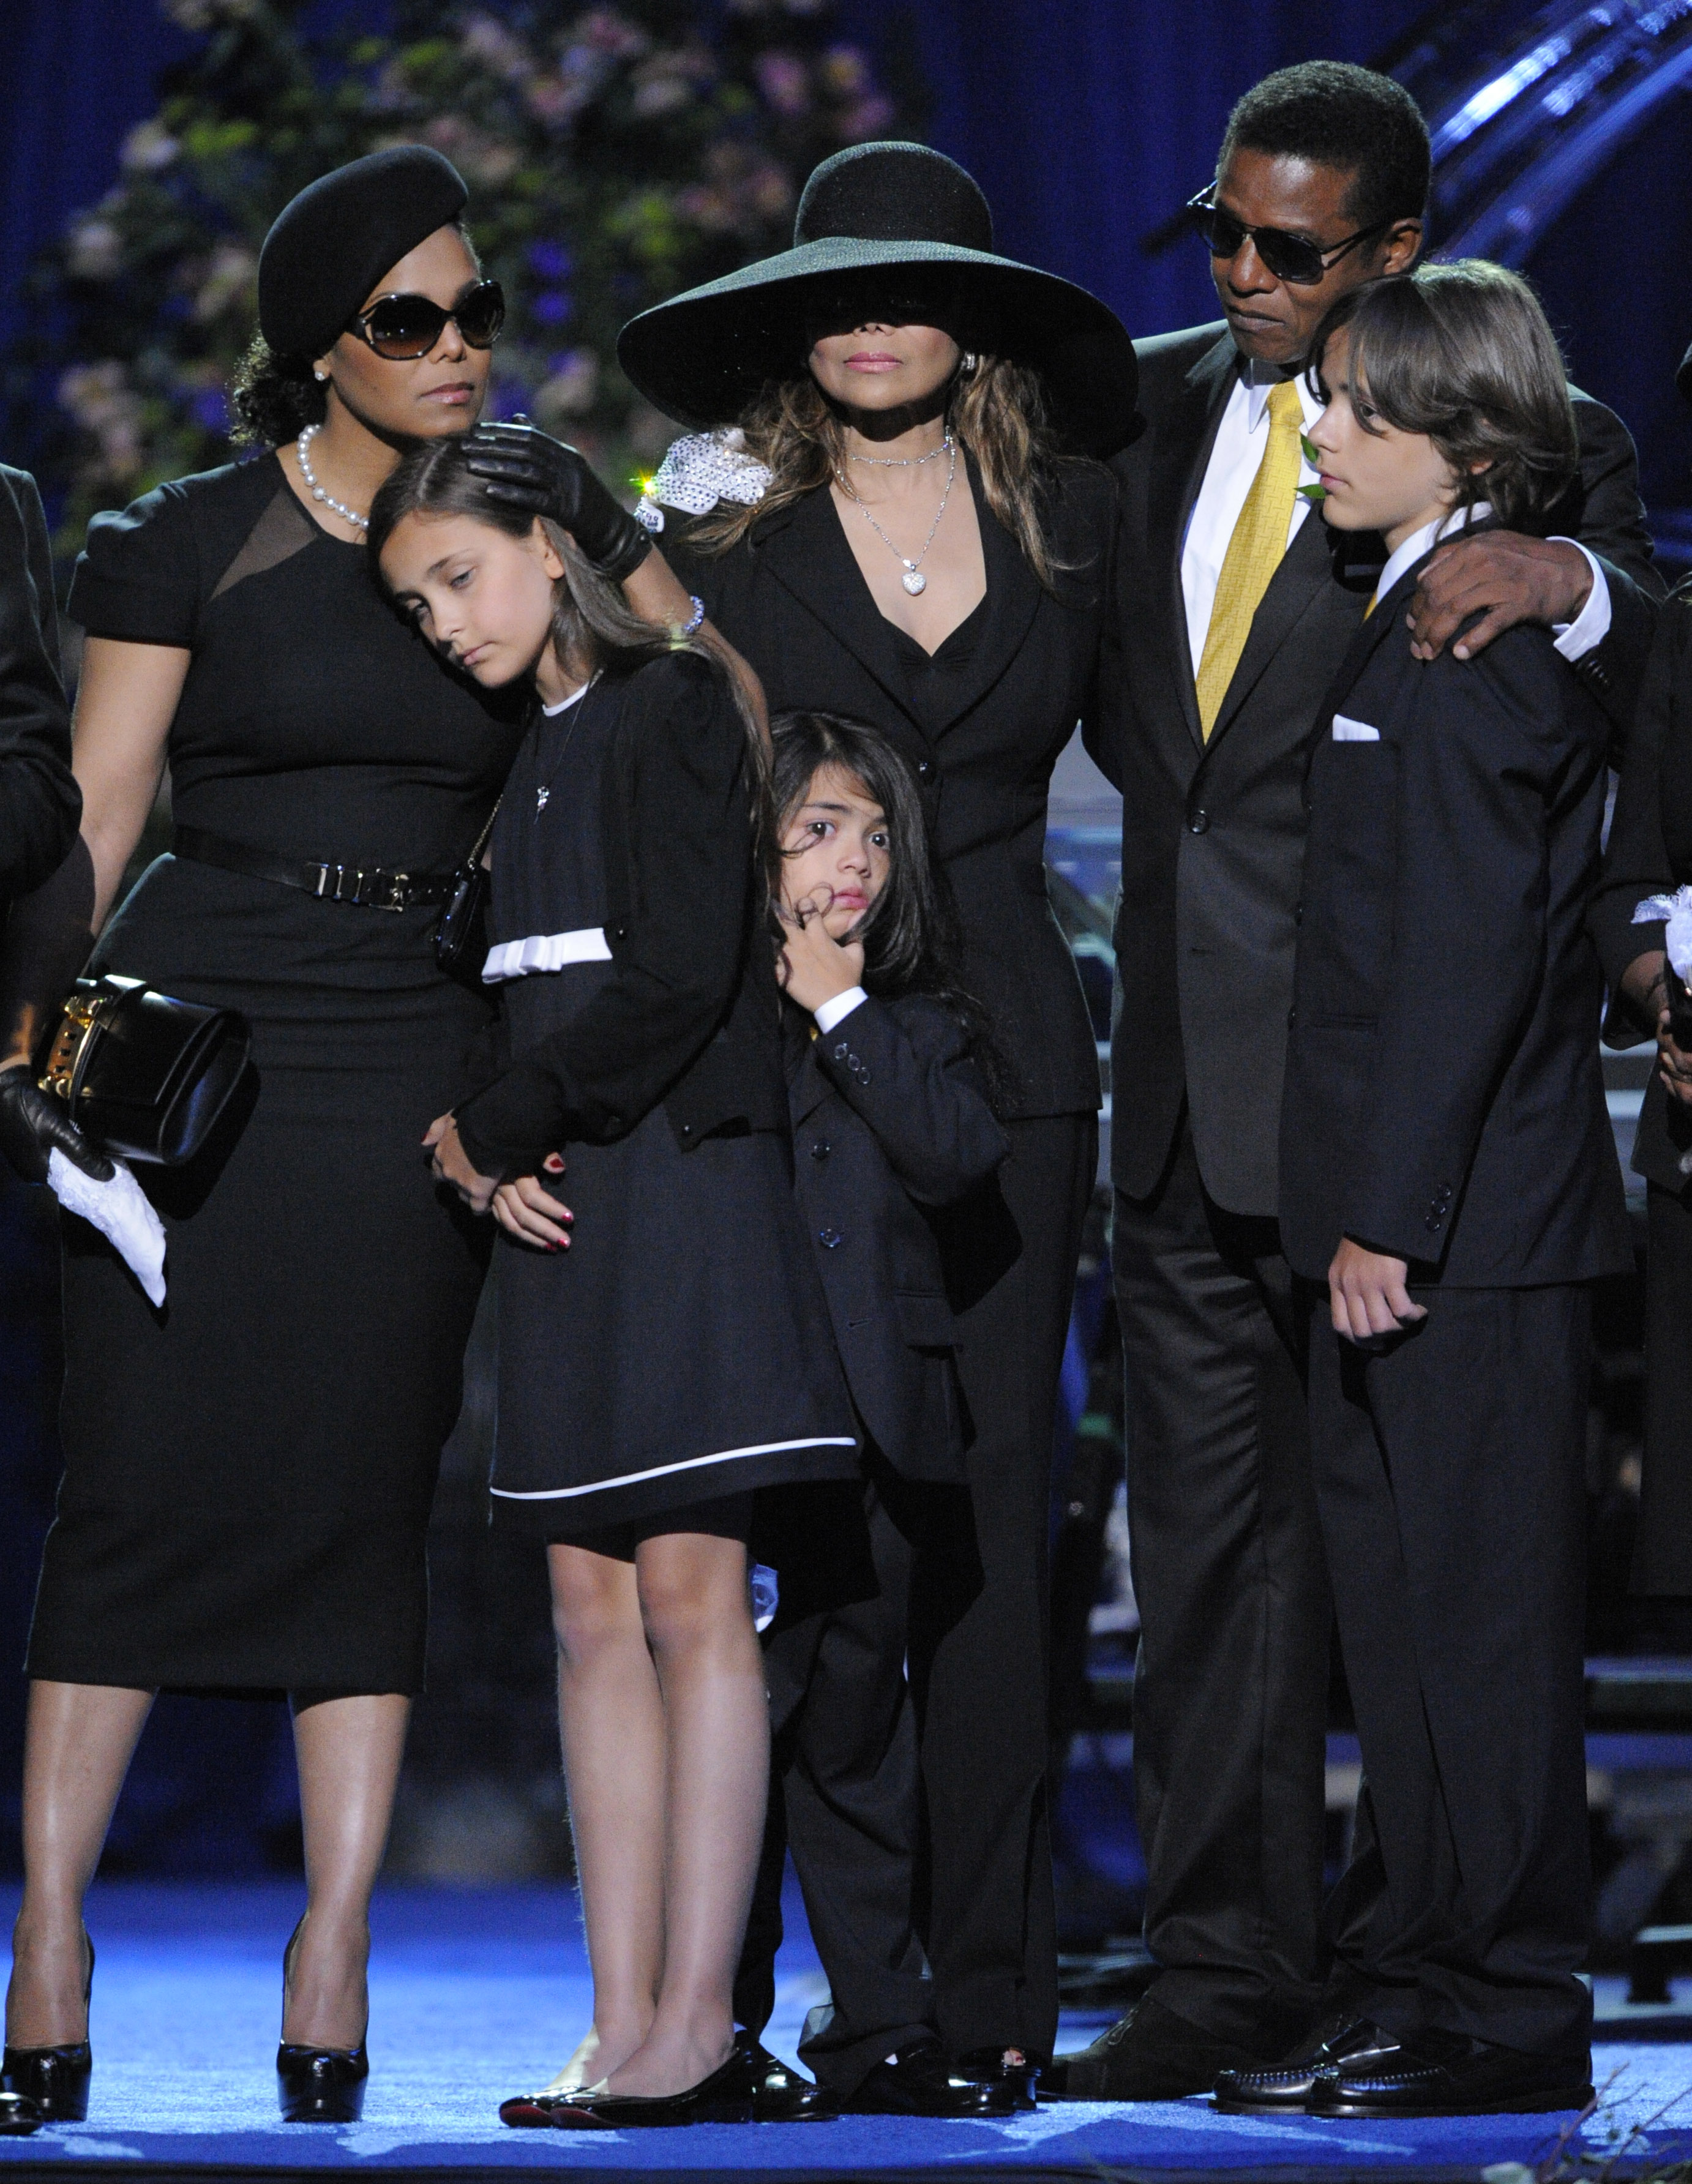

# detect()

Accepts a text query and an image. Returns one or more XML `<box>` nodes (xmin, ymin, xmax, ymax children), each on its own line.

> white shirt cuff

<box><xmin>813</xmin><ymin>987</ymin><xmax>868</xmax><ymax>1034</ymax></box>
<box><xmin>1548</xmin><ymin>539</ymin><xmax>1611</xmax><ymax>661</ymax></box>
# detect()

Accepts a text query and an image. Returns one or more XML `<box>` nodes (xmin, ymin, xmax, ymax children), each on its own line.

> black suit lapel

<box><xmin>926</xmin><ymin>462</ymin><xmax>1041</xmax><ymax>740</ymax></box>
<box><xmin>754</xmin><ymin>488</ymin><xmax>924</xmax><ymax>737</ymax></box>
<box><xmin>1203</xmin><ymin>514</ymin><xmax>1369</xmax><ymax>751</ymax></box>
<box><xmin>1148</xmin><ymin>333</ymin><xmax>1238</xmax><ymax>751</ymax></box>
<box><xmin>1307</xmin><ymin>561</ymin><xmax>1420</xmax><ymax>737</ymax></box>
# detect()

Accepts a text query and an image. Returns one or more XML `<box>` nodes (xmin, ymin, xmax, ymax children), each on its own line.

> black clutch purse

<box><xmin>435</xmin><ymin>798</ymin><xmax>501</xmax><ymax>978</ymax></box>
<box><xmin>37</xmin><ymin>976</ymin><xmax>251</xmax><ymax>1167</ymax></box>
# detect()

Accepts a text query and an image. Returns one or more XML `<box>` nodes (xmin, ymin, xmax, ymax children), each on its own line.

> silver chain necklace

<box><xmin>296</xmin><ymin>424</ymin><xmax>369</xmax><ymax>533</ymax></box>
<box><xmin>838</xmin><ymin>438</ymin><xmax>956</xmax><ymax>596</ymax></box>
<box><xmin>848</xmin><ymin>434</ymin><xmax>953</xmax><ymax>469</ymax></box>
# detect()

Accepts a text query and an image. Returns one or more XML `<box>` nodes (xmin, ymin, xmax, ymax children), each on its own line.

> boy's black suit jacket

<box><xmin>1278</xmin><ymin>544</ymin><xmax>1632</xmax><ymax>1288</ymax></box>
<box><xmin>787</xmin><ymin>992</ymin><xmax>1008</xmax><ymax>1483</ymax></box>
<box><xmin>0</xmin><ymin>464</ymin><xmax>80</xmax><ymax>907</ymax></box>
<box><xmin>1091</xmin><ymin>322</ymin><xmax>1660</xmax><ymax>1216</ymax></box>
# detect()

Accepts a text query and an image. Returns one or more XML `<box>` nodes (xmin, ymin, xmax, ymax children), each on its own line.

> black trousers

<box><xmin>1310</xmin><ymin>1284</ymin><xmax>1593</xmax><ymax>2060</ymax></box>
<box><xmin>737</xmin><ymin>1112</ymin><xmax>1095</xmax><ymax>2074</ymax></box>
<box><xmin>1639</xmin><ymin>1181</ymin><xmax>1692</xmax><ymax>1596</ymax></box>
<box><xmin>1112</xmin><ymin>1120</ymin><xmax>1330</xmax><ymax>2048</ymax></box>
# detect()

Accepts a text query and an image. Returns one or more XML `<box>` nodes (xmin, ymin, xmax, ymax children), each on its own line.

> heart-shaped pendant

<box><xmin>902</xmin><ymin>569</ymin><xmax>927</xmax><ymax>596</ymax></box>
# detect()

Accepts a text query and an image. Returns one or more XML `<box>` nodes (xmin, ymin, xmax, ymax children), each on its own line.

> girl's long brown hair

<box><xmin>691</xmin><ymin>355</ymin><xmax>1071</xmax><ymax>590</ymax></box>
<box><xmin>367</xmin><ymin>436</ymin><xmax>771</xmax><ymax>845</ymax></box>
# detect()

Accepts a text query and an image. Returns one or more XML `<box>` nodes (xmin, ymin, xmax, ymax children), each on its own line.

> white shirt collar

<box><xmin>1375</xmin><ymin>502</ymin><xmax>1494</xmax><ymax>605</ymax></box>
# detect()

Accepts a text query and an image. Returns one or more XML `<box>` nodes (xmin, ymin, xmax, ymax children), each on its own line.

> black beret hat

<box><xmin>258</xmin><ymin>145</ymin><xmax>468</xmax><ymax>361</ymax></box>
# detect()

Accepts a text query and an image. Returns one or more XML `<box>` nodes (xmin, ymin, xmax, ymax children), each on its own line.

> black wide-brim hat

<box><xmin>617</xmin><ymin>142</ymin><xmax>1137</xmax><ymax>460</ymax></box>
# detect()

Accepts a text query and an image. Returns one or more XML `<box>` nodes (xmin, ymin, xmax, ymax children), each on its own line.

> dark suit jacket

<box><xmin>1091</xmin><ymin>322</ymin><xmax>1661</xmax><ymax>1216</ymax></box>
<box><xmin>1279</xmin><ymin>545</ymin><xmax>1631</xmax><ymax>1288</ymax></box>
<box><xmin>1589</xmin><ymin>584</ymin><xmax>1692</xmax><ymax>1196</ymax></box>
<box><xmin>455</xmin><ymin>654</ymin><xmax>784</xmax><ymax>1176</ymax></box>
<box><xmin>664</xmin><ymin>456</ymin><xmax>1117</xmax><ymax>1121</ymax></box>
<box><xmin>0</xmin><ymin>465</ymin><xmax>79</xmax><ymax>906</ymax></box>
<box><xmin>789</xmin><ymin>992</ymin><xmax>1008</xmax><ymax>1482</ymax></box>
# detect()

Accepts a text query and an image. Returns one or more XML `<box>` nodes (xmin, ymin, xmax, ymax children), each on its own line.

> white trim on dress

<box><xmin>490</xmin><ymin>1435</ymin><xmax>858</xmax><ymax>1500</ymax></box>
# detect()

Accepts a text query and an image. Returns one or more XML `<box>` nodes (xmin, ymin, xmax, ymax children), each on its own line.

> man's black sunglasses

<box><xmin>346</xmin><ymin>279</ymin><xmax>506</xmax><ymax>360</ymax></box>
<box><xmin>1185</xmin><ymin>190</ymin><xmax>1391</xmax><ymax>286</ymax></box>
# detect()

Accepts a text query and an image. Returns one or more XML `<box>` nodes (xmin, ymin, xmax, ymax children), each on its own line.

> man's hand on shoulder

<box><xmin>1405</xmin><ymin>534</ymin><xmax>1593</xmax><ymax>664</ymax></box>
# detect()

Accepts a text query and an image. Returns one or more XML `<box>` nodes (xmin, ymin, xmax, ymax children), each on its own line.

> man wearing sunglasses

<box><xmin>1058</xmin><ymin>59</ymin><xmax>1661</xmax><ymax>2104</ymax></box>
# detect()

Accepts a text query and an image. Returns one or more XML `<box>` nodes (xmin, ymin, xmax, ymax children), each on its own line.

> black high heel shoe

<box><xmin>276</xmin><ymin>1917</ymin><xmax>369</xmax><ymax>2124</ymax></box>
<box><xmin>2</xmin><ymin>1929</ymin><xmax>94</xmax><ymax>2123</ymax></box>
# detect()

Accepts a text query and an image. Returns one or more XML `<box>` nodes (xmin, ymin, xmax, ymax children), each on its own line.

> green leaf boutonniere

<box><xmin>1297</xmin><ymin>433</ymin><xmax>1326</xmax><ymax>503</ymax></box>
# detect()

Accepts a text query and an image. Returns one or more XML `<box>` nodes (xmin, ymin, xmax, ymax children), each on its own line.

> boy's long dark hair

<box><xmin>771</xmin><ymin>710</ymin><xmax>1005</xmax><ymax>1104</ymax></box>
<box><xmin>367</xmin><ymin>434</ymin><xmax>770</xmax><ymax>821</ymax></box>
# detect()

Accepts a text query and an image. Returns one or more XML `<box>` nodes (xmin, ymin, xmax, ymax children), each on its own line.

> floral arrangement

<box><xmin>1</xmin><ymin>0</ymin><xmax>918</xmax><ymax>555</ymax></box>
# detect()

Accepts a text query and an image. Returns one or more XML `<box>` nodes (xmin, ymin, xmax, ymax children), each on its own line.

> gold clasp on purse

<box><xmin>39</xmin><ymin>991</ymin><xmax>107</xmax><ymax>1104</ymax></box>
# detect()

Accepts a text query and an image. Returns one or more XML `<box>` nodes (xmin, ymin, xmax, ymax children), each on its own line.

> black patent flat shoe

<box><xmin>0</xmin><ymin>2091</ymin><xmax>42</xmax><ymax>2136</ymax></box>
<box><xmin>552</xmin><ymin>2038</ymin><xmax>757</xmax><ymax>2128</ymax></box>
<box><xmin>277</xmin><ymin>2043</ymin><xmax>369</xmax><ymax>2123</ymax></box>
<box><xmin>749</xmin><ymin>2042</ymin><xmax>837</xmax><ymax>2122</ymax></box>
<box><xmin>2</xmin><ymin>1928</ymin><xmax>94</xmax><ymax>2122</ymax></box>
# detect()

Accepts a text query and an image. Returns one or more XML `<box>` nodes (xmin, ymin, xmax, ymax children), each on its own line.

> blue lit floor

<box><xmin>0</xmin><ymin>1882</ymin><xmax>1688</xmax><ymax>2176</ymax></box>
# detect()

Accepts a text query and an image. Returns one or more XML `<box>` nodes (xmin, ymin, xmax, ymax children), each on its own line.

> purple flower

<box><xmin>528</xmin><ymin>239</ymin><xmax>574</xmax><ymax>281</ymax></box>
<box><xmin>487</xmin><ymin>380</ymin><xmax>534</xmax><ymax>423</ymax></box>
<box><xmin>531</xmin><ymin>290</ymin><xmax>574</xmax><ymax>327</ymax></box>
<box><xmin>190</xmin><ymin>386</ymin><xmax>228</xmax><ymax>433</ymax></box>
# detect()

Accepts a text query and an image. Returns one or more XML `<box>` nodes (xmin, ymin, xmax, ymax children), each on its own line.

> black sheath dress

<box><xmin>28</xmin><ymin>456</ymin><xmax>525</xmax><ymax>1696</ymax></box>
<box><xmin>467</xmin><ymin>657</ymin><xmax>856</xmax><ymax>1538</ymax></box>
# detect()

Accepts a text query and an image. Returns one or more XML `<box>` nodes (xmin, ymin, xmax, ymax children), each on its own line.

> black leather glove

<box><xmin>462</xmin><ymin>422</ymin><xmax>654</xmax><ymax>582</ymax></box>
<box><xmin>0</xmin><ymin>1064</ymin><xmax>113</xmax><ymax>1183</ymax></box>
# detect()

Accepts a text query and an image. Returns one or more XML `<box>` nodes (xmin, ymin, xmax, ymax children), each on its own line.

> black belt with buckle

<box><xmin>173</xmin><ymin>826</ymin><xmax>459</xmax><ymax>912</ymax></box>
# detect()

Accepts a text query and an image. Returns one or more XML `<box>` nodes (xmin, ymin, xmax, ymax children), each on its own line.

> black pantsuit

<box><xmin>667</xmin><ymin>463</ymin><xmax>1114</xmax><ymax>2060</ymax></box>
<box><xmin>1311</xmin><ymin>1287</ymin><xmax>1592</xmax><ymax>2058</ymax></box>
<box><xmin>1110</xmin><ymin>1124</ymin><xmax>1325</xmax><ymax>2046</ymax></box>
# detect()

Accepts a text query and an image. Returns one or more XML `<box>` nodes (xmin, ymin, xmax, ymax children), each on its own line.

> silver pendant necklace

<box><xmin>296</xmin><ymin>424</ymin><xmax>369</xmax><ymax>532</ymax></box>
<box><xmin>848</xmin><ymin>434</ymin><xmax>953</xmax><ymax>469</ymax></box>
<box><xmin>839</xmin><ymin>438</ymin><xmax>956</xmax><ymax>596</ymax></box>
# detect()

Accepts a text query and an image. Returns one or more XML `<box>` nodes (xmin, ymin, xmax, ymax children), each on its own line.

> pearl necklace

<box><xmin>848</xmin><ymin>434</ymin><xmax>953</xmax><ymax>469</ymax></box>
<box><xmin>837</xmin><ymin>438</ymin><xmax>956</xmax><ymax>596</ymax></box>
<box><xmin>296</xmin><ymin>424</ymin><xmax>368</xmax><ymax>533</ymax></box>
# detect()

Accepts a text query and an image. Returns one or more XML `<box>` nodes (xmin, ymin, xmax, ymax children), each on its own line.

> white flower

<box><xmin>120</xmin><ymin>121</ymin><xmax>179</xmax><ymax>173</ymax></box>
<box><xmin>66</xmin><ymin>212</ymin><xmax>124</xmax><ymax>281</ymax></box>
<box><xmin>1637</xmin><ymin>888</ymin><xmax>1692</xmax><ymax>982</ymax></box>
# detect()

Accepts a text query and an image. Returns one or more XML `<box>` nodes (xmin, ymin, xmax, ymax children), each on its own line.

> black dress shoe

<box><xmin>0</xmin><ymin>2092</ymin><xmax>42</xmax><ymax>2136</ymax></box>
<box><xmin>3</xmin><ymin>1928</ymin><xmax>94</xmax><ymax>2123</ymax></box>
<box><xmin>844</xmin><ymin>2038</ymin><xmax>1019</xmax><ymax>2118</ymax></box>
<box><xmin>955</xmin><ymin>2045</ymin><xmax>1040</xmax><ymax>2111</ymax></box>
<box><xmin>1214</xmin><ymin>2016</ymin><xmax>1404</xmax><ymax>2114</ymax></box>
<box><xmin>277</xmin><ymin>2043</ymin><xmax>369</xmax><ymax>2123</ymax></box>
<box><xmin>552</xmin><ymin>2038</ymin><xmax>758</xmax><ymax>2128</ymax></box>
<box><xmin>1046</xmin><ymin>1994</ymin><xmax>1270</xmax><ymax>2102</ymax></box>
<box><xmin>1309</xmin><ymin>2028</ymin><xmax>1593</xmax><ymax>2118</ymax></box>
<box><xmin>748</xmin><ymin>2043</ymin><xmax>837</xmax><ymax>2121</ymax></box>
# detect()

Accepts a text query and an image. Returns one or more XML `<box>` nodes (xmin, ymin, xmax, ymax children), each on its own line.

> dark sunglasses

<box><xmin>346</xmin><ymin>279</ymin><xmax>506</xmax><ymax>360</ymax></box>
<box><xmin>1186</xmin><ymin>190</ymin><xmax>1391</xmax><ymax>286</ymax></box>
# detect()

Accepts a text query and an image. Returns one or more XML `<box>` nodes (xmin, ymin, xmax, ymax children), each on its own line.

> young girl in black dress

<box><xmin>369</xmin><ymin>438</ymin><xmax>855</xmax><ymax>2128</ymax></box>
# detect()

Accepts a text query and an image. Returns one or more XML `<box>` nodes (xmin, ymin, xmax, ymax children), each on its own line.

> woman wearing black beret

<box><xmin>1589</xmin><ymin>338</ymin><xmax>1692</xmax><ymax>1602</ymax></box>
<box><xmin>475</xmin><ymin>140</ymin><xmax>1135</xmax><ymax>2114</ymax></box>
<box><xmin>0</xmin><ymin>146</ymin><xmax>657</xmax><ymax>2125</ymax></box>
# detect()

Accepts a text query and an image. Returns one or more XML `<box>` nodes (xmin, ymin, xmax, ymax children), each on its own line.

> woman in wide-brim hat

<box><xmin>479</xmin><ymin>138</ymin><xmax>1137</xmax><ymax>2118</ymax></box>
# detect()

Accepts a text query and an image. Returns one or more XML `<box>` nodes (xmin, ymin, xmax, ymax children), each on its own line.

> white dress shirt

<box><xmin>1179</xmin><ymin>361</ymin><xmax>1609</xmax><ymax>673</ymax></box>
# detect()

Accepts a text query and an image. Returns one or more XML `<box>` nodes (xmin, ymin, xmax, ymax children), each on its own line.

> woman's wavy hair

<box><xmin>1306</xmin><ymin>259</ymin><xmax>1579</xmax><ymax>533</ymax></box>
<box><xmin>228</xmin><ymin>222</ymin><xmax>481</xmax><ymax>449</ymax></box>
<box><xmin>692</xmin><ymin>352</ymin><xmax>1070</xmax><ymax>590</ymax></box>
<box><xmin>770</xmin><ymin>709</ymin><xmax>1006</xmax><ymax>1105</ymax></box>
<box><xmin>366</xmin><ymin>435</ymin><xmax>772</xmax><ymax>846</ymax></box>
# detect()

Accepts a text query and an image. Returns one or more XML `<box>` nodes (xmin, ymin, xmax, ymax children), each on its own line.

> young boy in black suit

<box><xmin>1219</xmin><ymin>262</ymin><xmax>1631</xmax><ymax>2119</ymax></box>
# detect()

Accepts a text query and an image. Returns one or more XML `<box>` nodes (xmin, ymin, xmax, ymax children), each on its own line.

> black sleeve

<box><xmin>0</xmin><ymin>470</ymin><xmax>80</xmax><ymax>904</ymax></box>
<box><xmin>813</xmin><ymin>994</ymin><xmax>1009</xmax><ymax>1205</ymax></box>
<box><xmin>1552</xmin><ymin>394</ymin><xmax>1664</xmax><ymax>745</ymax></box>
<box><xmin>1342</xmin><ymin>638</ymin><xmax>1570</xmax><ymax>1263</ymax></box>
<box><xmin>454</xmin><ymin>657</ymin><xmax>755</xmax><ymax>1173</ymax></box>
<box><xmin>66</xmin><ymin>477</ymin><xmax>202</xmax><ymax>648</ymax></box>
<box><xmin>1069</xmin><ymin>463</ymin><xmax>1120</xmax><ymax>779</ymax></box>
<box><xmin>1587</xmin><ymin>592</ymin><xmax>1692</xmax><ymax>1040</ymax></box>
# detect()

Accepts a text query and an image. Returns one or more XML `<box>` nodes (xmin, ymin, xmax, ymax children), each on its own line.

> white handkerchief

<box><xmin>1636</xmin><ymin>886</ymin><xmax>1692</xmax><ymax>982</ymax></box>
<box><xmin>47</xmin><ymin>1148</ymin><xmax>167</xmax><ymax>1306</ymax></box>
<box><xmin>1332</xmin><ymin>714</ymin><xmax>1381</xmax><ymax>742</ymax></box>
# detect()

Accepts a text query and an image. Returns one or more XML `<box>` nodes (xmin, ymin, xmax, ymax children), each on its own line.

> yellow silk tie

<box><xmin>1195</xmin><ymin>378</ymin><xmax>1305</xmax><ymax>739</ymax></box>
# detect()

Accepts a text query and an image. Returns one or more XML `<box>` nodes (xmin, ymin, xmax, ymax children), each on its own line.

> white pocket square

<box><xmin>1332</xmin><ymin>714</ymin><xmax>1380</xmax><ymax>742</ymax></box>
